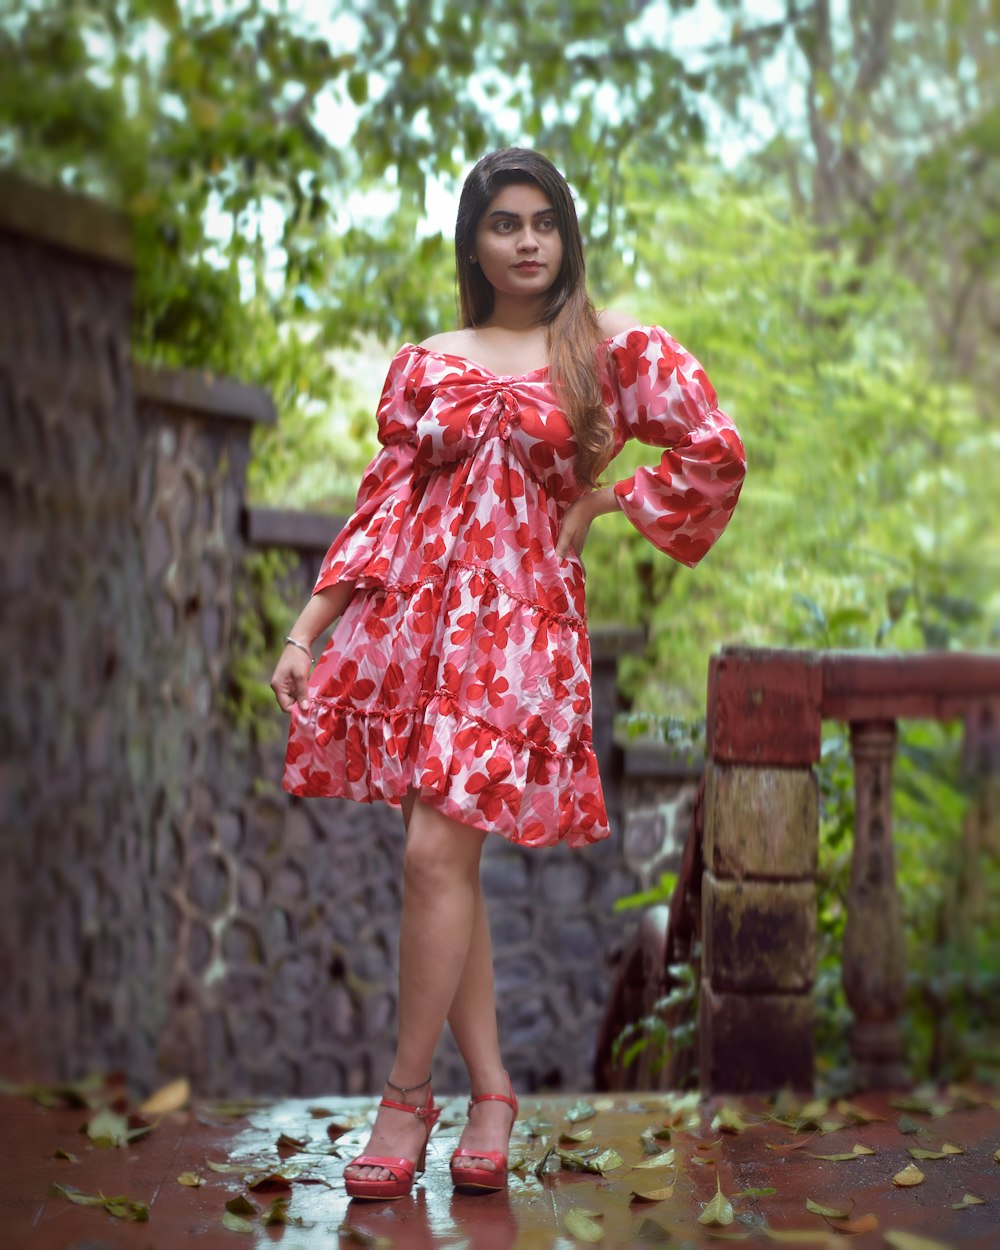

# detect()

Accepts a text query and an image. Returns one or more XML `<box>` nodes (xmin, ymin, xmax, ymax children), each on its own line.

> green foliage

<box><xmin>814</xmin><ymin>722</ymin><xmax>1000</xmax><ymax>1089</ymax></box>
<box><xmin>610</xmin><ymin>959</ymin><xmax>699</xmax><ymax>1082</ymax></box>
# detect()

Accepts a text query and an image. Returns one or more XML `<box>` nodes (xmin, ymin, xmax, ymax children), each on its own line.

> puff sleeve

<box><xmin>605</xmin><ymin>326</ymin><xmax>745</xmax><ymax>567</ymax></box>
<box><xmin>312</xmin><ymin>344</ymin><xmax>422</xmax><ymax>594</ymax></box>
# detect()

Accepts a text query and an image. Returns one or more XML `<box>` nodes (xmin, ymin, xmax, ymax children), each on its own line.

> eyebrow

<box><xmin>487</xmin><ymin>207</ymin><xmax>556</xmax><ymax>220</ymax></box>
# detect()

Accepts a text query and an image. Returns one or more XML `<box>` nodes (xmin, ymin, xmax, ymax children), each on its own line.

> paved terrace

<box><xmin>2</xmin><ymin>1079</ymin><xmax>998</xmax><ymax>1249</ymax></box>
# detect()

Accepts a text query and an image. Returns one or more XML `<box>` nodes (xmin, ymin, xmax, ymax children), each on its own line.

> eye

<box><xmin>539</xmin><ymin>217</ymin><xmax>557</xmax><ymax>231</ymax></box>
<box><xmin>494</xmin><ymin>220</ymin><xmax>514</xmax><ymax>233</ymax></box>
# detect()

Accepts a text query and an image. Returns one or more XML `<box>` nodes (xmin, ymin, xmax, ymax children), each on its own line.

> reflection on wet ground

<box><xmin>2</xmin><ymin>1083</ymin><xmax>999</xmax><ymax>1248</ymax></box>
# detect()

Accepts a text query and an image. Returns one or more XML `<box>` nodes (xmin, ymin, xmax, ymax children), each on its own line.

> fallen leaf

<box><xmin>592</xmin><ymin>1097</ymin><xmax>616</xmax><ymax>1111</ymax></box>
<box><xmin>276</xmin><ymin>1132</ymin><xmax>309</xmax><ymax>1151</ymax></box>
<box><xmin>139</xmin><ymin>1077</ymin><xmax>190</xmax><ymax>1115</ymax></box>
<box><xmin>591</xmin><ymin>1148</ymin><xmax>625</xmax><ymax>1173</ymax></box>
<box><xmin>222</xmin><ymin>1210</ymin><xmax>255</xmax><ymax>1233</ymax></box>
<box><xmin>50</xmin><ymin>1182</ymin><xmax>148</xmax><ymax>1222</ymax></box>
<box><xmin>51</xmin><ymin>1147</ymin><xmax>77</xmax><ymax>1162</ymax></box>
<box><xmin>712</xmin><ymin>1105</ymin><xmax>750</xmax><ymax>1134</ymax></box>
<box><xmin>698</xmin><ymin>1176</ymin><xmax>734</xmax><ymax>1227</ymax></box>
<box><xmin>564</xmin><ymin>1206</ymin><xmax>604</xmax><ymax>1242</ymax></box>
<box><xmin>177</xmin><ymin>1171</ymin><xmax>204</xmax><ymax>1186</ymax></box>
<box><xmin>808</xmin><ymin>1142</ymin><xmax>875</xmax><ymax>1161</ymax></box>
<box><xmin>826</xmin><ymin>1213</ymin><xmax>878</xmax><ymax>1234</ymax></box>
<box><xmin>630</xmin><ymin>1183</ymin><xmax>675</xmax><ymax>1202</ymax></box>
<box><xmin>836</xmin><ymin>1099</ymin><xmax>884</xmax><ymax>1125</ymax></box>
<box><xmin>889</xmin><ymin>1095</ymin><xmax>953</xmax><ymax>1118</ymax></box>
<box><xmin>897</xmin><ymin>1114</ymin><xmax>923</xmax><ymax>1134</ymax></box>
<box><xmin>892</xmin><ymin>1163</ymin><xmax>924</xmax><ymax>1187</ymax></box>
<box><xmin>733</xmin><ymin>1186</ymin><xmax>776</xmax><ymax>1198</ymax></box>
<box><xmin>950</xmin><ymin>1193</ymin><xmax>984</xmax><ymax>1209</ymax></box>
<box><xmin>206</xmin><ymin>1159</ymin><xmax>253</xmax><ymax>1174</ymax></box>
<box><xmin>85</xmin><ymin>1107</ymin><xmax>130</xmax><ymax>1148</ymax></box>
<box><xmin>766</xmin><ymin>1134</ymin><xmax>818</xmax><ymax>1152</ymax></box>
<box><xmin>805</xmin><ymin>1197</ymin><xmax>851</xmax><ymax>1219</ymax></box>
<box><xmin>523</xmin><ymin>1114</ymin><xmax>554</xmax><ymax>1136</ymax></box>
<box><xmin>565</xmin><ymin>1100</ymin><xmax>597</xmax><ymax>1123</ymax></box>
<box><xmin>883</xmin><ymin>1233</ymin><xmax>956</xmax><ymax>1250</ymax></box>
<box><xmin>907</xmin><ymin>1145</ymin><xmax>963</xmax><ymax>1160</ymax></box>
<box><xmin>560</xmin><ymin>1128</ymin><xmax>594</xmax><ymax>1144</ymax></box>
<box><xmin>635</xmin><ymin>1218</ymin><xmax>672</xmax><ymax>1242</ymax></box>
<box><xmin>994</xmin><ymin>1147</ymin><xmax>1000</xmax><ymax>1164</ymax></box>
<box><xmin>225</xmin><ymin>1195</ymin><xmax>258</xmax><ymax>1215</ymax></box>
<box><xmin>337</xmin><ymin>1225</ymin><xmax>392</xmax><ymax>1248</ymax></box>
<box><xmin>632</xmin><ymin>1149</ymin><xmax>676</xmax><ymax>1169</ymax></box>
<box><xmin>851</xmin><ymin>1143</ymin><xmax>875</xmax><ymax>1155</ymax></box>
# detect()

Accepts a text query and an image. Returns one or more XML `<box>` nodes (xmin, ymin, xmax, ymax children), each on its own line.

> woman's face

<box><xmin>471</xmin><ymin>181</ymin><xmax>563</xmax><ymax>302</ymax></box>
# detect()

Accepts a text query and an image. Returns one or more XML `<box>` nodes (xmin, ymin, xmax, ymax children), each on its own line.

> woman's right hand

<box><xmin>271</xmin><ymin>644</ymin><xmax>313</xmax><ymax>714</ymax></box>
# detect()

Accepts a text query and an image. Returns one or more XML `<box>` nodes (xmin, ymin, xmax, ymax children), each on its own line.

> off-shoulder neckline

<box><xmin>401</xmin><ymin>325</ymin><xmax>653</xmax><ymax>382</ymax></box>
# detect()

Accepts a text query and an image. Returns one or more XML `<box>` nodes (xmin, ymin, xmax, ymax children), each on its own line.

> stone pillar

<box><xmin>842</xmin><ymin>720</ymin><xmax>907</xmax><ymax>1088</ymax></box>
<box><xmin>699</xmin><ymin>650</ymin><xmax>822</xmax><ymax>1093</ymax></box>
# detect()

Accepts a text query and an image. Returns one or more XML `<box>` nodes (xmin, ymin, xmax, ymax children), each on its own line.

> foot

<box><xmin>344</xmin><ymin>1078</ymin><xmax>433</xmax><ymax>1184</ymax></box>
<box><xmin>454</xmin><ymin>1079</ymin><xmax>517</xmax><ymax>1173</ymax></box>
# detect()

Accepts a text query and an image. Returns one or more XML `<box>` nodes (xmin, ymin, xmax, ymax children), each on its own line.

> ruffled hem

<box><xmin>281</xmin><ymin>691</ymin><xmax>610</xmax><ymax>850</ymax></box>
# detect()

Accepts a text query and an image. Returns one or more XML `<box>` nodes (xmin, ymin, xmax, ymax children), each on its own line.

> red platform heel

<box><xmin>449</xmin><ymin>1070</ymin><xmax>519</xmax><ymax>1193</ymax></box>
<box><xmin>344</xmin><ymin>1075</ymin><xmax>441</xmax><ymax>1201</ymax></box>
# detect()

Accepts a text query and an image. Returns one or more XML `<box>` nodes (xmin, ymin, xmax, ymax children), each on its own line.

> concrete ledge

<box><xmin>702</xmin><ymin>873</ymin><xmax>816</xmax><ymax>992</ymax></box>
<box><xmin>0</xmin><ymin>169</ymin><xmax>133</xmax><ymax>269</ymax></box>
<box><xmin>135</xmin><ymin>364</ymin><xmax>277</xmax><ymax>425</ymax></box>
<box><xmin>244</xmin><ymin>506</ymin><xmax>344</xmax><ymax>552</ymax></box>
<box><xmin>699</xmin><ymin>982</ymin><xmax>814</xmax><ymax>1093</ymax></box>
<box><xmin>704</xmin><ymin>763</ymin><xmax>818</xmax><ymax>879</ymax></box>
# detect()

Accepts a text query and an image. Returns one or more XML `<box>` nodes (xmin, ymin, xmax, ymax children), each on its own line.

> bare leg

<box><xmin>344</xmin><ymin>791</ymin><xmax>487</xmax><ymax>1183</ymax></box>
<box><xmin>446</xmin><ymin>883</ymin><xmax>515</xmax><ymax>1173</ymax></box>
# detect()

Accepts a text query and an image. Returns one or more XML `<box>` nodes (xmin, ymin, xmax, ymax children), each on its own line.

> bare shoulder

<box><xmin>418</xmin><ymin>329</ymin><xmax>476</xmax><ymax>353</ymax></box>
<box><xmin>597</xmin><ymin>308</ymin><xmax>645</xmax><ymax>338</ymax></box>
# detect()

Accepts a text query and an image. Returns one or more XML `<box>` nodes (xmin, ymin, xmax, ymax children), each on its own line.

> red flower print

<box><xmin>611</xmin><ymin>330</ymin><xmax>651</xmax><ymax>387</ymax></box>
<box><xmin>450</xmin><ymin>611</ymin><xmax>478</xmax><ymax>647</ymax></box>
<box><xmin>464</xmin><ymin>518</ymin><xmax>495</xmax><ymax>561</ymax></box>
<box><xmin>467</xmin><ymin>661</ymin><xmax>509</xmax><ymax>708</ymax></box>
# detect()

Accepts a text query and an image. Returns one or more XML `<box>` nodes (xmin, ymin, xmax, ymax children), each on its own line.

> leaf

<box><xmin>630</xmin><ymin>1183</ymin><xmax>675</xmax><ymax>1202</ymax></box>
<box><xmin>139</xmin><ymin>1076</ymin><xmax>190</xmax><ymax>1114</ymax></box>
<box><xmin>52</xmin><ymin>1147</ymin><xmax>78</xmax><ymax>1162</ymax></box>
<box><xmin>907</xmin><ymin>1144</ymin><xmax>963</xmax><ymax>1159</ymax></box>
<box><xmin>712</xmin><ymin>1106</ymin><xmax>750</xmax><ymax>1134</ymax></box>
<box><xmin>206</xmin><ymin>1159</ymin><xmax>253</xmax><ymax>1174</ymax></box>
<box><xmin>591</xmin><ymin>1148</ymin><xmax>625</xmax><ymax>1173</ymax></box>
<box><xmin>805</xmin><ymin>1197</ymin><xmax>851</xmax><ymax>1219</ymax></box>
<box><xmin>892</xmin><ymin>1163</ymin><xmax>925</xmax><ymax>1187</ymax></box>
<box><xmin>632</xmin><ymin>1149</ymin><xmax>676</xmax><ymax>1169</ymax></box>
<box><xmin>836</xmin><ymin>1100</ymin><xmax>885</xmax><ymax>1125</ymax></box>
<box><xmin>523</xmin><ymin>1114</ymin><xmax>554</xmax><ymax>1136</ymax></box>
<box><xmin>564</xmin><ymin>1206</ymin><xmax>604</xmax><ymax>1242</ymax></box>
<box><xmin>560</xmin><ymin>1129</ymin><xmax>594</xmax><ymax>1143</ymax></box>
<box><xmin>950</xmin><ymin>1193</ymin><xmax>984</xmax><ymax>1208</ymax></box>
<box><xmin>698</xmin><ymin>1176</ymin><xmax>734</xmax><ymax>1227</ymax></box>
<box><xmin>897</xmin><ymin>1114</ymin><xmax>923</xmax><ymax>1134</ymax></box>
<box><xmin>222</xmin><ymin>1210</ymin><xmax>255</xmax><ymax>1233</ymax></box>
<box><xmin>995</xmin><ymin>1147</ymin><xmax>1000</xmax><ymax>1163</ymax></box>
<box><xmin>826</xmin><ymin>1213</ymin><xmax>878</xmax><ymax>1233</ymax></box>
<box><xmin>225</xmin><ymin>1195</ymin><xmax>258</xmax><ymax>1215</ymax></box>
<box><xmin>635</xmin><ymin>1218</ymin><xmax>672</xmax><ymax>1242</ymax></box>
<box><xmin>86</xmin><ymin>1107</ymin><xmax>130</xmax><ymax>1148</ymax></box>
<box><xmin>177</xmin><ymin>1171</ymin><xmax>204</xmax><ymax>1186</ymax></box>
<box><xmin>276</xmin><ymin>1132</ymin><xmax>309</xmax><ymax>1151</ymax></box>
<box><xmin>733</xmin><ymin>1186</ymin><xmax>776</xmax><ymax>1198</ymax></box>
<box><xmin>50</xmin><ymin>1183</ymin><xmax>148</xmax><ymax>1221</ymax></box>
<box><xmin>766</xmin><ymin>1135</ymin><xmax>817</xmax><ymax>1152</ymax></box>
<box><xmin>337</xmin><ymin>1225</ymin><xmax>392</xmax><ymax>1247</ymax></box>
<box><xmin>565</xmin><ymin>1100</ymin><xmax>597</xmax><ymax>1123</ymax></box>
<box><xmin>883</xmin><ymin>1234</ymin><xmax>956</xmax><ymax>1250</ymax></box>
<box><xmin>808</xmin><ymin>1141</ymin><xmax>874</xmax><ymax>1160</ymax></box>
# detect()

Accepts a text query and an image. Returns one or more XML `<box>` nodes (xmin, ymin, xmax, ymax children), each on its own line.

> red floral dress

<box><xmin>282</xmin><ymin>326</ymin><xmax>745</xmax><ymax>848</ymax></box>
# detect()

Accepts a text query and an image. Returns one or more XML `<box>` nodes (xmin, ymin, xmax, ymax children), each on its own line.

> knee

<box><xmin>403</xmin><ymin>806</ymin><xmax>484</xmax><ymax>894</ymax></box>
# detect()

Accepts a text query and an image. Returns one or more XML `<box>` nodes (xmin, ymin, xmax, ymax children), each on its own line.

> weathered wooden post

<box><xmin>700</xmin><ymin>649</ymin><xmax>821</xmax><ymax>1092</ymax></box>
<box><xmin>841</xmin><ymin>720</ymin><xmax>908</xmax><ymax>1087</ymax></box>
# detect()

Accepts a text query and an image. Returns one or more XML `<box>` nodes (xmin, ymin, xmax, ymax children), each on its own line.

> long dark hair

<box><xmin>455</xmin><ymin>148</ymin><xmax>614</xmax><ymax>490</ymax></box>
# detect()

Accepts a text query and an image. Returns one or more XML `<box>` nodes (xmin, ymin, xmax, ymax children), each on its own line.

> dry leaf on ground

<box><xmin>630</xmin><ymin>1183</ymin><xmax>675</xmax><ymax>1202</ymax></box>
<box><xmin>698</xmin><ymin>1176</ymin><xmax>734</xmax><ymax>1227</ymax></box>
<box><xmin>827</xmin><ymin>1213</ymin><xmax>878</xmax><ymax>1234</ymax></box>
<box><xmin>892</xmin><ymin>1163</ymin><xmax>925</xmax><ymax>1187</ymax></box>
<box><xmin>883</xmin><ymin>1233</ymin><xmax>955</xmax><ymax>1250</ymax></box>
<box><xmin>950</xmin><ymin>1193</ymin><xmax>984</xmax><ymax>1209</ymax></box>
<box><xmin>139</xmin><ymin>1076</ymin><xmax>190</xmax><ymax>1115</ymax></box>
<box><xmin>805</xmin><ymin>1197</ymin><xmax>851</xmax><ymax>1219</ymax></box>
<box><xmin>564</xmin><ymin>1206</ymin><xmax>604</xmax><ymax>1242</ymax></box>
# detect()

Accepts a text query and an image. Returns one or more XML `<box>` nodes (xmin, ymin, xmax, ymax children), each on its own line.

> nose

<box><xmin>517</xmin><ymin>228</ymin><xmax>540</xmax><ymax>252</ymax></box>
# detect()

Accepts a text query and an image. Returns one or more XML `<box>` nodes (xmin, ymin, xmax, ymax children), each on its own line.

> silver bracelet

<box><xmin>284</xmin><ymin>635</ymin><xmax>315</xmax><ymax>664</ymax></box>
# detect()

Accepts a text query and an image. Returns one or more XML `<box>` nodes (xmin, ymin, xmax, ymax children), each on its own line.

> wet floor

<box><xmin>2</xmin><ymin>1081</ymin><xmax>998</xmax><ymax>1249</ymax></box>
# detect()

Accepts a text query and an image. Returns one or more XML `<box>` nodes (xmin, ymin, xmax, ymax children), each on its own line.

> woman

<box><xmin>270</xmin><ymin>148</ymin><xmax>745</xmax><ymax>1201</ymax></box>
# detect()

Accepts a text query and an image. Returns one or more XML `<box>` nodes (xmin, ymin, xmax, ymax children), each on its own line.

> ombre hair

<box><xmin>455</xmin><ymin>149</ymin><xmax>615</xmax><ymax>490</ymax></box>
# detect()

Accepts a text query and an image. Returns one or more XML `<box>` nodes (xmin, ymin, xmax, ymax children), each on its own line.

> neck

<box><xmin>482</xmin><ymin>291</ymin><xmax>549</xmax><ymax>331</ymax></box>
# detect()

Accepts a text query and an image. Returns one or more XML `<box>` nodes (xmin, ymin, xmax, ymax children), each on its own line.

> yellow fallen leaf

<box><xmin>883</xmin><ymin>1233</ymin><xmax>955</xmax><ymax>1250</ymax></box>
<box><xmin>950</xmin><ymin>1193</ymin><xmax>984</xmax><ymax>1209</ymax></box>
<box><xmin>994</xmin><ymin>1147</ymin><xmax>1000</xmax><ymax>1164</ymax></box>
<box><xmin>139</xmin><ymin>1077</ymin><xmax>190</xmax><ymax>1115</ymax></box>
<box><xmin>805</xmin><ymin>1197</ymin><xmax>851</xmax><ymax>1219</ymax></box>
<box><xmin>176</xmin><ymin>1171</ymin><xmax>204</xmax><ymax>1186</ymax></box>
<box><xmin>698</xmin><ymin>1176</ymin><xmax>734</xmax><ymax>1227</ymax></box>
<box><xmin>629</xmin><ymin>1183</ymin><xmax>675</xmax><ymax>1202</ymax></box>
<box><xmin>892</xmin><ymin>1163</ymin><xmax>924</xmax><ymax>1187</ymax></box>
<box><xmin>712</xmin><ymin>1105</ymin><xmax>750</xmax><ymax>1134</ymax></box>
<box><xmin>827</xmin><ymin>1213</ymin><xmax>878</xmax><ymax>1234</ymax></box>
<box><xmin>632</xmin><ymin>1149</ymin><xmax>676</xmax><ymax>1169</ymax></box>
<box><xmin>564</xmin><ymin>1207</ymin><xmax>604</xmax><ymax>1242</ymax></box>
<box><xmin>559</xmin><ymin>1129</ymin><xmax>594</xmax><ymax>1144</ymax></box>
<box><xmin>592</xmin><ymin>1096</ymin><xmax>615</xmax><ymax>1111</ymax></box>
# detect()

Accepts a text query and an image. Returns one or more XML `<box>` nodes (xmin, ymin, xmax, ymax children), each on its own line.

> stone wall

<box><xmin>0</xmin><ymin>172</ymin><xmax>654</xmax><ymax>1099</ymax></box>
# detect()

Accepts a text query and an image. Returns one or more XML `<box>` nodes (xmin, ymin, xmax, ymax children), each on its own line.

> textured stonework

<box><xmin>704</xmin><ymin>763</ymin><xmax>818</xmax><ymax>880</ymax></box>
<box><xmin>701</xmin><ymin>874</ymin><xmax>816</xmax><ymax>993</ymax></box>
<box><xmin>699</xmin><ymin>983</ymin><xmax>814</xmax><ymax>1093</ymax></box>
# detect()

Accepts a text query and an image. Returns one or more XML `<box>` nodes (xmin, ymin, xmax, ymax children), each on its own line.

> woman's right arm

<box><xmin>270</xmin><ymin>581</ymin><xmax>356</xmax><ymax>713</ymax></box>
